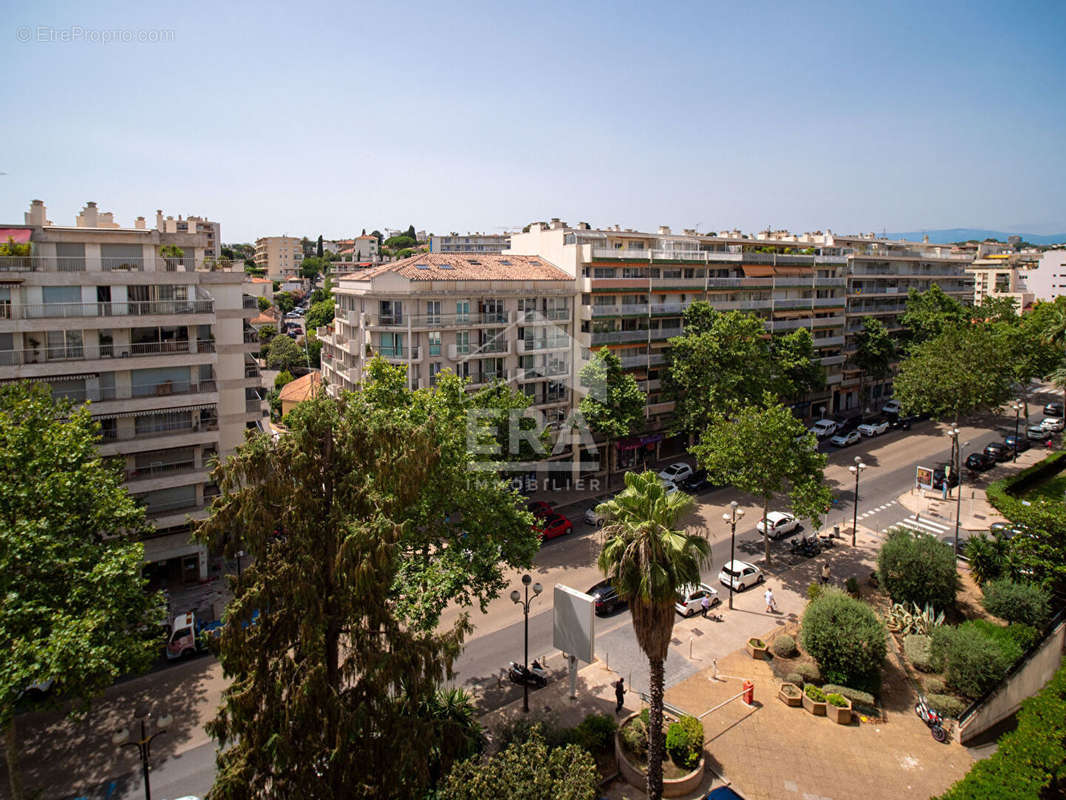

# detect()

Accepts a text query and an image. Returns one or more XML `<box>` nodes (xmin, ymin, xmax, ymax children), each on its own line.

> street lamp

<box><xmin>112</xmin><ymin>708</ymin><xmax>172</xmax><ymax>800</ymax></box>
<box><xmin>1011</xmin><ymin>401</ymin><xmax>1024</xmax><ymax>462</ymax></box>
<box><xmin>510</xmin><ymin>573</ymin><xmax>543</xmax><ymax>713</ymax></box>
<box><xmin>848</xmin><ymin>456</ymin><xmax>867</xmax><ymax>547</ymax></box>
<box><xmin>721</xmin><ymin>501</ymin><xmax>745</xmax><ymax>610</ymax></box>
<box><xmin>946</xmin><ymin>426</ymin><xmax>964</xmax><ymax>561</ymax></box>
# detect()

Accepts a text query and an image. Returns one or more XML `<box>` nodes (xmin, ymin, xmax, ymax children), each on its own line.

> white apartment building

<box><xmin>354</xmin><ymin>234</ymin><xmax>380</xmax><ymax>262</ymax></box>
<box><xmin>966</xmin><ymin>250</ymin><xmax>1038</xmax><ymax>312</ymax></box>
<box><xmin>254</xmin><ymin>235</ymin><xmax>304</xmax><ymax>280</ymax></box>
<box><xmin>1023</xmin><ymin>249</ymin><xmax>1066</xmax><ymax>302</ymax></box>
<box><xmin>0</xmin><ymin>200</ymin><xmax>265</xmax><ymax>585</ymax></box>
<box><xmin>430</xmin><ymin>233</ymin><xmax>511</xmax><ymax>254</ymax></box>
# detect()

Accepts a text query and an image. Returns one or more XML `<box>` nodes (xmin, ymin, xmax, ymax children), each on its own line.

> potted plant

<box><xmin>802</xmin><ymin>683</ymin><xmax>827</xmax><ymax>716</ymax></box>
<box><xmin>778</xmin><ymin>682</ymin><xmax>802</xmax><ymax>707</ymax></box>
<box><xmin>825</xmin><ymin>692</ymin><xmax>852</xmax><ymax>724</ymax></box>
<box><xmin>746</xmin><ymin>637</ymin><xmax>768</xmax><ymax>659</ymax></box>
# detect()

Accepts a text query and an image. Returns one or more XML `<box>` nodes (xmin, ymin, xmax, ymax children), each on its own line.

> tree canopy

<box><xmin>305</xmin><ymin>297</ymin><xmax>336</xmax><ymax>330</ymax></box>
<box><xmin>0</xmin><ymin>384</ymin><xmax>162</xmax><ymax>800</ymax></box>
<box><xmin>770</xmin><ymin>327</ymin><xmax>825</xmax><ymax>401</ymax></box>
<box><xmin>274</xmin><ymin>291</ymin><xmax>295</xmax><ymax>314</ymax></box>
<box><xmin>899</xmin><ymin>284</ymin><xmax>968</xmax><ymax>347</ymax></box>
<box><xmin>851</xmin><ymin>318</ymin><xmax>896</xmax><ymax>406</ymax></box>
<box><xmin>266</xmin><ymin>333</ymin><xmax>306</xmax><ymax>373</ymax></box>
<box><xmin>578</xmin><ymin>349</ymin><xmax>646</xmax><ymax>482</ymax></box>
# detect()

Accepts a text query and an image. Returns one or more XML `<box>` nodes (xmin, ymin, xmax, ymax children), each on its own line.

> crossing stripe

<box><xmin>894</xmin><ymin>517</ymin><xmax>950</xmax><ymax>535</ymax></box>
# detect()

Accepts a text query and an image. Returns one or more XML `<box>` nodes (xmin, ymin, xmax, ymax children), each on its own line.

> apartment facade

<box><xmin>430</xmin><ymin>233</ymin><xmax>511</xmax><ymax>254</ymax></box>
<box><xmin>966</xmin><ymin>251</ymin><xmax>1038</xmax><ymax>312</ymax></box>
<box><xmin>0</xmin><ymin>200</ymin><xmax>265</xmax><ymax>584</ymax></box>
<box><xmin>254</xmin><ymin>235</ymin><xmax>304</xmax><ymax>280</ymax></box>
<box><xmin>1014</xmin><ymin>249</ymin><xmax>1066</xmax><ymax>303</ymax></box>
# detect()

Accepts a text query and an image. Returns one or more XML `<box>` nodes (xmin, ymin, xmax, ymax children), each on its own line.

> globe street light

<box><xmin>510</xmin><ymin>573</ymin><xmax>543</xmax><ymax>713</ymax></box>
<box><xmin>721</xmin><ymin>501</ymin><xmax>744</xmax><ymax>610</ymax></box>
<box><xmin>848</xmin><ymin>456</ymin><xmax>867</xmax><ymax>547</ymax></box>
<box><xmin>112</xmin><ymin>708</ymin><xmax>172</xmax><ymax>800</ymax></box>
<box><xmin>1011</xmin><ymin>401</ymin><xmax>1024</xmax><ymax>462</ymax></box>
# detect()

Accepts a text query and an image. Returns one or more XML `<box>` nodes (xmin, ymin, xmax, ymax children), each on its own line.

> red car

<box><xmin>526</xmin><ymin>500</ymin><xmax>554</xmax><ymax>521</ymax></box>
<box><xmin>535</xmin><ymin>514</ymin><xmax>573</xmax><ymax>540</ymax></box>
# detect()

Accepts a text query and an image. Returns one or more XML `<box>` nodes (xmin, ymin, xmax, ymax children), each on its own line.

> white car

<box><xmin>584</xmin><ymin>506</ymin><xmax>604</xmax><ymax>526</ymax></box>
<box><xmin>674</xmin><ymin>583</ymin><xmax>720</xmax><ymax>616</ymax></box>
<box><xmin>1041</xmin><ymin>416</ymin><xmax>1065</xmax><ymax>432</ymax></box>
<box><xmin>756</xmin><ymin>511</ymin><xmax>799</xmax><ymax>539</ymax></box>
<box><xmin>658</xmin><ymin>463</ymin><xmax>693</xmax><ymax>484</ymax></box>
<box><xmin>882</xmin><ymin>399</ymin><xmax>900</xmax><ymax>415</ymax></box>
<box><xmin>857</xmin><ymin>420</ymin><xmax>889</xmax><ymax>437</ymax></box>
<box><xmin>809</xmin><ymin>419</ymin><xmax>839</xmax><ymax>439</ymax></box>
<box><xmin>830</xmin><ymin>429</ymin><xmax>861</xmax><ymax>447</ymax></box>
<box><xmin>718</xmin><ymin>560</ymin><xmax>764</xmax><ymax>592</ymax></box>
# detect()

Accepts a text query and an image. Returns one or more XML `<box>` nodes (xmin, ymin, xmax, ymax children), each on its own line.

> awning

<box><xmin>92</xmin><ymin>403</ymin><xmax>216</xmax><ymax>419</ymax></box>
<box><xmin>0</xmin><ymin>373</ymin><xmax>97</xmax><ymax>384</ymax></box>
<box><xmin>741</xmin><ymin>265</ymin><xmax>774</xmax><ymax>277</ymax></box>
<box><xmin>0</xmin><ymin>228</ymin><xmax>32</xmax><ymax>244</ymax></box>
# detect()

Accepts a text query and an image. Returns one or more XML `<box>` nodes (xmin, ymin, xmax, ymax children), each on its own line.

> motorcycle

<box><xmin>915</xmin><ymin>695</ymin><xmax>949</xmax><ymax>742</ymax></box>
<box><xmin>789</xmin><ymin>534</ymin><xmax>821</xmax><ymax>557</ymax></box>
<box><xmin>508</xmin><ymin>660</ymin><xmax>548</xmax><ymax>688</ymax></box>
<box><xmin>817</xmin><ymin>532</ymin><xmax>836</xmax><ymax>548</ymax></box>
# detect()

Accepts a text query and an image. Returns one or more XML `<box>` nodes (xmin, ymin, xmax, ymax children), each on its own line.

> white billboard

<box><xmin>553</xmin><ymin>584</ymin><xmax>595</xmax><ymax>664</ymax></box>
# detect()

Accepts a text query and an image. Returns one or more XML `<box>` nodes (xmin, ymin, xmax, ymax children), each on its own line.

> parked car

<box><xmin>1003</xmin><ymin>434</ymin><xmax>1030</xmax><ymax>455</ymax></box>
<box><xmin>681</xmin><ymin>469</ymin><xmax>715</xmax><ymax>492</ymax></box>
<box><xmin>285</xmin><ymin>311</ymin><xmax>301</xmax><ymax>319</ymax></box>
<box><xmin>984</xmin><ymin>442</ymin><xmax>1011</xmax><ymax>462</ymax></box>
<box><xmin>1044</xmin><ymin>402</ymin><xmax>1064</xmax><ymax>418</ymax></box>
<box><xmin>941</xmin><ymin>536</ymin><xmax>968</xmax><ymax>560</ymax></box>
<box><xmin>658</xmin><ymin>462</ymin><xmax>694</xmax><ymax>484</ymax></box>
<box><xmin>587</xmin><ymin>580</ymin><xmax>625</xmax><ymax>615</ymax></box>
<box><xmin>166</xmin><ymin>611</ymin><xmax>218</xmax><ymax>660</ymax></box>
<box><xmin>526</xmin><ymin>500</ymin><xmax>554</xmax><ymax>521</ymax></box>
<box><xmin>756</xmin><ymin>511</ymin><xmax>799</xmax><ymax>538</ymax></box>
<box><xmin>890</xmin><ymin>414</ymin><xmax>923</xmax><ymax>431</ymax></box>
<box><xmin>675</xmin><ymin>583</ymin><xmax>720</xmax><ymax>616</ymax></box>
<box><xmin>1028</xmin><ymin>424</ymin><xmax>1048</xmax><ymax>441</ymax></box>
<box><xmin>965</xmin><ymin>452</ymin><xmax>995</xmax><ymax>471</ymax></box>
<box><xmin>1042</xmin><ymin>416</ymin><xmax>1065</xmax><ymax>432</ymax></box>
<box><xmin>836</xmin><ymin>416</ymin><xmax>863</xmax><ymax>434</ymax></box>
<box><xmin>718</xmin><ymin>560</ymin><xmax>764</xmax><ymax>592</ymax></box>
<box><xmin>857</xmin><ymin>419</ymin><xmax>889</xmax><ymax>437</ymax></box>
<box><xmin>809</xmin><ymin>419</ymin><xmax>839</xmax><ymax>439</ymax></box>
<box><xmin>830</xmin><ymin>429</ymin><xmax>861</xmax><ymax>447</ymax></box>
<box><xmin>932</xmin><ymin>462</ymin><xmax>959</xmax><ymax>490</ymax></box>
<box><xmin>535</xmin><ymin>514</ymin><xmax>573</xmax><ymax>541</ymax></box>
<box><xmin>584</xmin><ymin>505</ymin><xmax>605</xmax><ymax>526</ymax></box>
<box><xmin>882</xmin><ymin>399</ymin><xmax>901</xmax><ymax>415</ymax></box>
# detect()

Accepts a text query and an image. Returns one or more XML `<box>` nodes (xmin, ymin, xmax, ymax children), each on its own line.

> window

<box><xmin>379</xmin><ymin>333</ymin><xmax>404</xmax><ymax>357</ymax></box>
<box><xmin>455</xmin><ymin>331</ymin><xmax>470</xmax><ymax>355</ymax></box>
<box><xmin>46</xmin><ymin>330</ymin><xmax>83</xmax><ymax>360</ymax></box>
<box><xmin>428</xmin><ymin>332</ymin><xmax>441</xmax><ymax>356</ymax></box>
<box><xmin>593</xmin><ymin>268</ymin><xmax>616</xmax><ymax>279</ymax></box>
<box><xmin>429</xmin><ymin>362</ymin><xmax>442</xmax><ymax>386</ymax></box>
<box><xmin>456</xmin><ymin>301</ymin><xmax>470</xmax><ymax>322</ymax></box>
<box><xmin>379</xmin><ymin>300</ymin><xmax>402</xmax><ymax>325</ymax></box>
<box><xmin>426</xmin><ymin>300</ymin><xmax>441</xmax><ymax>324</ymax></box>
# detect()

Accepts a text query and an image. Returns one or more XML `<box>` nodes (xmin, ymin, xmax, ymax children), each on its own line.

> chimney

<box><xmin>79</xmin><ymin>201</ymin><xmax>99</xmax><ymax>228</ymax></box>
<box><xmin>577</xmin><ymin>222</ymin><xmax>590</xmax><ymax>230</ymax></box>
<box><xmin>658</xmin><ymin>225</ymin><xmax>671</xmax><ymax>236</ymax></box>
<box><xmin>25</xmin><ymin>199</ymin><xmax>47</xmax><ymax>226</ymax></box>
<box><xmin>165</xmin><ymin>215</ymin><xmax>177</xmax><ymax>234</ymax></box>
<box><xmin>550</xmin><ymin>218</ymin><xmax>564</xmax><ymax>230</ymax></box>
<box><xmin>135</xmin><ymin>216</ymin><xmax>146</xmax><ymax>230</ymax></box>
<box><xmin>156</xmin><ymin>210</ymin><xmax>165</xmax><ymax>231</ymax></box>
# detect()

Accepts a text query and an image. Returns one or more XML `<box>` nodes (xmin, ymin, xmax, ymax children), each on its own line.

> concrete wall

<box><xmin>959</xmin><ymin>618</ymin><xmax>1065</xmax><ymax>744</ymax></box>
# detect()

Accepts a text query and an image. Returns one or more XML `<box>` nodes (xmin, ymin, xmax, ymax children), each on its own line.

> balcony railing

<box><xmin>618</xmin><ymin>352</ymin><xmax>667</xmax><ymax>368</ymax></box>
<box><xmin>0</xmin><ymin>256</ymin><xmax>238</xmax><ymax>273</ymax></box>
<box><xmin>55</xmin><ymin>380</ymin><xmax>217</xmax><ymax>404</ymax></box>
<box><xmin>14</xmin><ymin>300</ymin><xmax>213</xmax><ymax>319</ymax></box>
<box><xmin>103</xmin><ymin>418</ymin><xmax>219</xmax><ymax>442</ymax></box>
<box><xmin>376</xmin><ymin>346</ymin><xmax>420</xmax><ymax>359</ymax></box>
<box><xmin>519</xmin><ymin>309</ymin><xmax>570</xmax><ymax>322</ymax></box>
<box><xmin>242</xmin><ymin>295</ymin><xmax>258</xmax><ymax>309</ymax></box>
<box><xmin>243</xmin><ymin>329</ymin><xmax>260</xmax><ymax>343</ymax></box>
<box><xmin>137</xmin><ymin>495</ymin><xmax>203</xmax><ymax>517</ymax></box>
<box><xmin>368</xmin><ymin>311</ymin><xmax>510</xmax><ymax>327</ymax></box>
<box><xmin>130</xmin><ymin>340</ymin><xmax>192</xmax><ymax>356</ymax></box>
<box><xmin>125</xmin><ymin>458</ymin><xmax>199</xmax><ymax>482</ymax></box>
<box><xmin>518</xmin><ymin>338</ymin><xmax>569</xmax><ymax>353</ymax></box>
<box><xmin>591</xmin><ymin>247</ymin><xmax>743</xmax><ymax>262</ymax></box>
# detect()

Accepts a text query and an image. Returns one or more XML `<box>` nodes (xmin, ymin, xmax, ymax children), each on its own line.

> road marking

<box><xmin>892</xmin><ymin>517</ymin><xmax>951</xmax><ymax>535</ymax></box>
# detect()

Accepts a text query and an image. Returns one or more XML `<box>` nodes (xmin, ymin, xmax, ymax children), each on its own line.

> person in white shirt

<box><xmin>764</xmin><ymin>586</ymin><xmax>777</xmax><ymax>613</ymax></box>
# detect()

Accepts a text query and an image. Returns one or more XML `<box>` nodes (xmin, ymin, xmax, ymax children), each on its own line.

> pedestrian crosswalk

<box><xmin>882</xmin><ymin>515</ymin><xmax>952</xmax><ymax>537</ymax></box>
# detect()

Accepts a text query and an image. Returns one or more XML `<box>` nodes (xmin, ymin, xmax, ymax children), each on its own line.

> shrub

<box><xmin>961</xmin><ymin>619</ymin><xmax>1028</xmax><ymax>664</ymax></box>
<box><xmin>748</xmin><ymin>637</ymin><xmax>765</xmax><ymax>649</ymax></box>
<box><xmin>665</xmin><ymin>715</ymin><xmax>703</xmax><ymax>770</ymax></box>
<box><xmin>982</xmin><ymin>579</ymin><xmax>1051</xmax><ymax>628</ymax></box>
<box><xmin>878</xmin><ymin>528</ymin><xmax>959</xmax><ymax>610</ymax></box>
<box><xmin>804</xmin><ymin>684</ymin><xmax>826</xmax><ymax>702</ymax></box>
<box><xmin>927</xmin><ymin>693</ymin><xmax>968</xmax><ymax>719</ymax></box>
<box><xmin>964</xmin><ymin>533</ymin><xmax>1008</xmax><ymax>585</ymax></box>
<box><xmin>572</xmin><ymin>713</ymin><xmax>617</xmax><ymax>754</ymax></box>
<box><xmin>619</xmin><ymin>718</ymin><xmax>647</xmax><ymax>761</ymax></box>
<box><xmin>771</xmin><ymin>634</ymin><xmax>798</xmax><ymax>658</ymax></box>
<box><xmin>807</xmin><ymin>582</ymin><xmax>823</xmax><ymax>601</ymax></box>
<box><xmin>821</xmin><ymin>684</ymin><xmax>876</xmax><ymax>708</ymax></box>
<box><xmin>924</xmin><ymin>677</ymin><xmax>946</xmax><ymax>694</ymax></box>
<box><xmin>825</xmin><ymin>693</ymin><xmax>848</xmax><ymax>708</ymax></box>
<box><xmin>904</xmin><ymin>634</ymin><xmax>935</xmax><ymax>672</ymax></box>
<box><xmin>788</xmin><ymin>662</ymin><xmax>821</xmax><ymax>686</ymax></box>
<box><xmin>931</xmin><ymin>625</ymin><xmax>1011</xmax><ymax>698</ymax></box>
<box><xmin>800</xmin><ymin>589</ymin><xmax>887</xmax><ymax>686</ymax></box>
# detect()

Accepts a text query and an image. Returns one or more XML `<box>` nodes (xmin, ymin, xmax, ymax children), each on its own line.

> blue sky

<box><xmin>2</xmin><ymin>0</ymin><xmax>1064</xmax><ymax>242</ymax></box>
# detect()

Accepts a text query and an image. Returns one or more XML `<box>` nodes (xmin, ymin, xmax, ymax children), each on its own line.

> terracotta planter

<box><xmin>746</xmin><ymin>639</ymin><xmax>768</xmax><ymax>659</ymax></box>
<box><xmin>802</xmin><ymin>690</ymin><xmax>826</xmax><ymax>716</ymax></box>
<box><xmin>778</xmin><ymin>682</ymin><xmax>802</xmax><ymax>707</ymax></box>
<box><xmin>827</xmin><ymin>697</ymin><xmax>852</xmax><ymax>724</ymax></box>
<box><xmin>614</xmin><ymin>712</ymin><xmax>705</xmax><ymax>798</ymax></box>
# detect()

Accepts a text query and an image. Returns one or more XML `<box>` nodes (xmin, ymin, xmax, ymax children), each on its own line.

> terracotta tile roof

<box><xmin>278</xmin><ymin>371</ymin><xmax>322</xmax><ymax>403</ymax></box>
<box><xmin>251</xmin><ymin>308</ymin><xmax>280</xmax><ymax>326</ymax></box>
<box><xmin>343</xmin><ymin>253</ymin><xmax>571</xmax><ymax>282</ymax></box>
<box><xmin>249</xmin><ymin>277</ymin><xmax>272</xmax><ymax>283</ymax></box>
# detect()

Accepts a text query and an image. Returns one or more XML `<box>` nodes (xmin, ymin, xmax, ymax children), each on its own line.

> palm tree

<box><xmin>595</xmin><ymin>470</ymin><xmax>712</xmax><ymax>800</ymax></box>
<box><xmin>1050</xmin><ymin>360</ymin><xmax>1066</xmax><ymax>411</ymax></box>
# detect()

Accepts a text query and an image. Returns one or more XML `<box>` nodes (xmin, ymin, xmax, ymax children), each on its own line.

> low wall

<box><xmin>958</xmin><ymin>618</ymin><xmax>1066</xmax><ymax>744</ymax></box>
<box><xmin>614</xmin><ymin>711</ymin><xmax>705</xmax><ymax>798</ymax></box>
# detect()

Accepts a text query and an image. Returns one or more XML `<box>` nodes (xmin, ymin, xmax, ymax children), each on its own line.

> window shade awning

<box><xmin>92</xmin><ymin>403</ymin><xmax>217</xmax><ymax>419</ymax></box>
<box><xmin>0</xmin><ymin>229</ymin><xmax>32</xmax><ymax>244</ymax></box>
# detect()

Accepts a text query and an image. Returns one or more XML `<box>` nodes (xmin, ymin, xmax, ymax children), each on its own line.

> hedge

<box><xmin>878</xmin><ymin>528</ymin><xmax>959</xmax><ymax>610</ymax></box>
<box><xmin>821</xmin><ymin>684</ymin><xmax>877</xmax><ymax>709</ymax></box>
<box><xmin>985</xmin><ymin>450</ymin><xmax>1066</xmax><ymax>519</ymax></box>
<box><xmin>771</xmin><ymin>634</ymin><xmax>798</xmax><ymax>658</ymax></box>
<box><xmin>935</xmin><ymin>659</ymin><xmax>1066</xmax><ymax>799</ymax></box>
<box><xmin>800</xmin><ymin>589</ymin><xmax>887</xmax><ymax>686</ymax></box>
<box><xmin>785</xmin><ymin>663</ymin><xmax>821</xmax><ymax>687</ymax></box>
<box><xmin>904</xmin><ymin>634</ymin><xmax>935</xmax><ymax>672</ymax></box>
<box><xmin>981</xmin><ymin>579</ymin><xmax>1052</xmax><ymax>628</ymax></box>
<box><xmin>665</xmin><ymin>715</ymin><xmax>703</xmax><ymax>769</ymax></box>
<box><xmin>931</xmin><ymin>625</ymin><xmax>1011</xmax><ymax>698</ymax></box>
<box><xmin>927</xmin><ymin>693</ymin><xmax>968</xmax><ymax>719</ymax></box>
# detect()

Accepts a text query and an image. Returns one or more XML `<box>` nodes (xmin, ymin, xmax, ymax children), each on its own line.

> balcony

<box><xmin>815</xmin><ymin>335</ymin><xmax>846</xmax><ymax>348</ymax></box>
<box><xmin>519</xmin><ymin>309</ymin><xmax>570</xmax><ymax>323</ymax></box>
<box><xmin>591</xmin><ymin>247</ymin><xmax>743</xmax><ymax>263</ymax></box>
<box><xmin>518</xmin><ymin>338</ymin><xmax>569</xmax><ymax>353</ymax></box>
<box><xmin>13</xmin><ymin>299</ymin><xmax>214</xmax><ymax>320</ymax></box>
<box><xmin>376</xmin><ymin>346</ymin><xmax>420</xmax><ymax>361</ymax></box>
<box><xmin>0</xmin><ymin>256</ymin><xmax>225</xmax><ymax>273</ymax></box>
<box><xmin>367</xmin><ymin>311</ymin><xmax>510</xmax><ymax>328</ymax></box>
<box><xmin>767</xmin><ymin>316</ymin><xmax>845</xmax><ymax>331</ymax></box>
<box><xmin>125</xmin><ymin>457</ymin><xmax>199</xmax><ymax>482</ymax></box>
<box><xmin>243</xmin><ymin>329</ymin><xmax>260</xmax><ymax>343</ymax></box>
<box><xmin>618</xmin><ymin>352</ymin><xmax>667</xmax><ymax>368</ymax></box>
<box><xmin>517</xmin><ymin>364</ymin><xmax>569</xmax><ymax>381</ymax></box>
<box><xmin>137</xmin><ymin>494</ymin><xmax>203</xmax><ymax>518</ymax></box>
<box><xmin>469</xmin><ymin>369</ymin><xmax>511</xmax><ymax>386</ymax></box>
<box><xmin>242</xmin><ymin>295</ymin><xmax>258</xmax><ymax>309</ymax></box>
<box><xmin>819</xmin><ymin>355</ymin><xmax>846</xmax><ymax>366</ymax></box>
<box><xmin>55</xmin><ymin>380</ymin><xmax>217</xmax><ymax>405</ymax></box>
<box><xmin>591</xmin><ymin>304</ymin><xmax>649</xmax><ymax>317</ymax></box>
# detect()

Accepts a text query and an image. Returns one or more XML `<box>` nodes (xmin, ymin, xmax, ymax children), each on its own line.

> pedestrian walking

<box><xmin>821</xmin><ymin>561</ymin><xmax>831</xmax><ymax>585</ymax></box>
<box><xmin>700</xmin><ymin>594</ymin><xmax>711</xmax><ymax>617</ymax></box>
<box><xmin>764</xmin><ymin>586</ymin><xmax>777</xmax><ymax>613</ymax></box>
<box><xmin>614</xmin><ymin>677</ymin><xmax>625</xmax><ymax>713</ymax></box>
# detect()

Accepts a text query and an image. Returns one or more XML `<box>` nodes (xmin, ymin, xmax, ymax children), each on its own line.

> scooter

<box><xmin>508</xmin><ymin>660</ymin><xmax>548</xmax><ymax>688</ymax></box>
<box><xmin>915</xmin><ymin>695</ymin><xmax>949</xmax><ymax>742</ymax></box>
<box><xmin>817</xmin><ymin>532</ymin><xmax>836</xmax><ymax>548</ymax></box>
<box><xmin>789</xmin><ymin>534</ymin><xmax>821</xmax><ymax>557</ymax></box>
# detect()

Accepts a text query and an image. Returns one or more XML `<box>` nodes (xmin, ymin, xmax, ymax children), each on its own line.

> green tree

<box><xmin>316</xmin><ymin>234</ymin><xmax>323</xmax><ymax>258</ymax></box>
<box><xmin>800</xmin><ymin>589</ymin><xmax>887</xmax><ymax>687</ymax></box>
<box><xmin>304</xmin><ymin>332</ymin><xmax>323</xmax><ymax>369</ymax></box>
<box><xmin>385</xmin><ymin>235</ymin><xmax>417</xmax><ymax>250</ymax></box>
<box><xmin>595</xmin><ymin>471</ymin><xmax>711</xmax><ymax>800</ymax></box>
<box><xmin>406</xmin><ymin>224</ymin><xmax>417</xmax><ymax>240</ymax></box>
<box><xmin>196</xmin><ymin>368</ymin><xmax>540</xmax><ymax>798</ymax></box>
<box><xmin>274</xmin><ymin>291</ymin><xmax>295</xmax><ymax>314</ymax></box>
<box><xmin>300</xmin><ymin>255</ymin><xmax>330</xmax><ymax>280</ymax></box>
<box><xmin>851</xmin><ymin>318</ymin><xmax>895</xmax><ymax>410</ymax></box>
<box><xmin>266</xmin><ymin>332</ymin><xmax>305</xmax><ymax>372</ymax></box>
<box><xmin>256</xmin><ymin>295</ymin><xmax>270</xmax><ymax>311</ymax></box>
<box><xmin>1</xmin><ymin>384</ymin><xmax>162</xmax><ymax>800</ymax></box>
<box><xmin>370</xmin><ymin>229</ymin><xmax>383</xmax><ymax>245</ymax></box>
<box><xmin>578</xmin><ymin>349</ymin><xmax>646</xmax><ymax>487</ymax></box>
<box><xmin>470</xmin><ymin>379</ymin><xmax>551</xmax><ymax>474</ymax></box>
<box><xmin>1004</xmin><ymin>500</ymin><xmax>1066</xmax><ymax>600</ymax></box>
<box><xmin>899</xmin><ymin>284</ymin><xmax>968</xmax><ymax>347</ymax></box>
<box><xmin>771</xmin><ymin>327</ymin><xmax>825</xmax><ymax>402</ymax></box>
<box><xmin>665</xmin><ymin>304</ymin><xmax>775</xmax><ymax>439</ymax></box>
<box><xmin>1037</xmin><ymin>295</ymin><xmax>1066</xmax><ymax>349</ymax></box>
<box><xmin>692</xmin><ymin>395</ymin><xmax>830</xmax><ymax>564</ymax></box>
<box><xmin>257</xmin><ymin>325</ymin><xmax>277</xmax><ymax>358</ymax></box>
<box><xmin>877</xmin><ymin>528</ymin><xmax>959</xmax><ymax>610</ymax></box>
<box><xmin>441</xmin><ymin>727</ymin><xmax>598</xmax><ymax>800</ymax></box>
<box><xmin>976</xmin><ymin>294</ymin><xmax>1020</xmax><ymax>324</ymax></box>
<box><xmin>274</xmin><ymin>370</ymin><xmax>294</xmax><ymax>390</ymax></box>
<box><xmin>305</xmin><ymin>298</ymin><xmax>336</xmax><ymax>330</ymax></box>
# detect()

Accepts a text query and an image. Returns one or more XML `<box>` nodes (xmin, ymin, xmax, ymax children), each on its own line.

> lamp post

<box><xmin>721</xmin><ymin>501</ymin><xmax>745</xmax><ymax>610</ymax></box>
<box><xmin>112</xmin><ymin>708</ymin><xmax>172</xmax><ymax>800</ymax></box>
<box><xmin>946</xmin><ymin>426</ymin><xmax>964</xmax><ymax>560</ymax></box>
<box><xmin>510</xmin><ymin>573</ymin><xmax>543</xmax><ymax>713</ymax></box>
<box><xmin>848</xmin><ymin>456</ymin><xmax>867</xmax><ymax>547</ymax></box>
<box><xmin>1011</xmin><ymin>401</ymin><xmax>1024</xmax><ymax>462</ymax></box>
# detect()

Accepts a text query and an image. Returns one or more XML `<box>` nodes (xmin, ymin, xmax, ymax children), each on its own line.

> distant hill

<box><xmin>882</xmin><ymin>228</ymin><xmax>1066</xmax><ymax>246</ymax></box>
